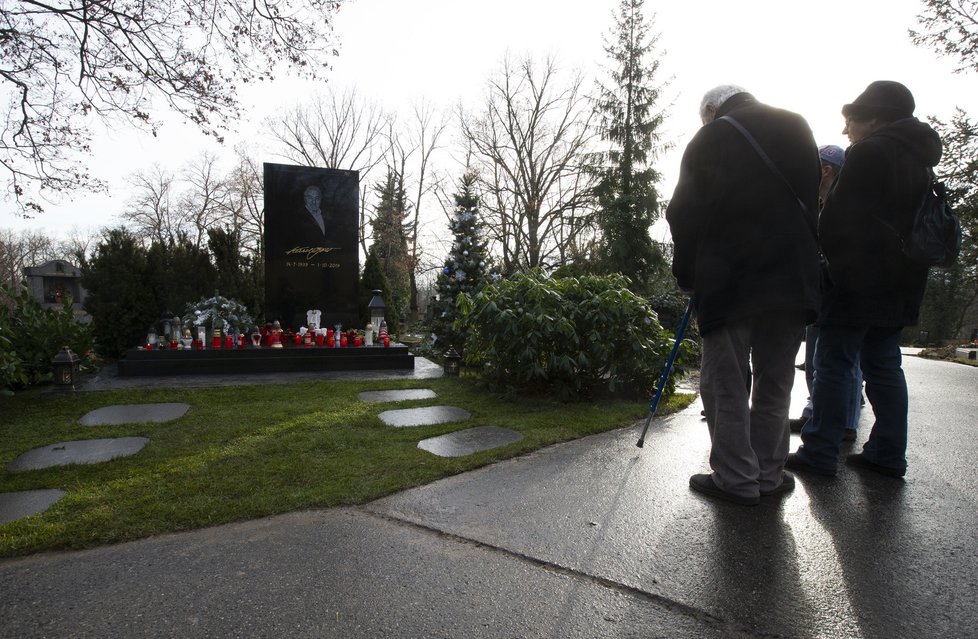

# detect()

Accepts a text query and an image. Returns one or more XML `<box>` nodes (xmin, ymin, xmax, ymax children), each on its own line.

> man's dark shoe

<box><xmin>689</xmin><ymin>474</ymin><xmax>759</xmax><ymax>506</ymax></box>
<box><xmin>784</xmin><ymin>452</ymin><xmax>837</xmax><ymax>477</ymax></box>
<box><xmin>760</xmin><ymin>471</ymin><xmax>795</xmax><ymax>497</ymax></box>
<box><xmin>846</xmin><ymin>453</ymin><xmax>906</xmax><ymax>478</ymax></box>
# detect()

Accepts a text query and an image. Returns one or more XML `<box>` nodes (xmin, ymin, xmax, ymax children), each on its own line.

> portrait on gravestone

<box><xmin>264</xmin><ymin>163</ymin><xmax>360</xmax><ymax>330</ymax></box>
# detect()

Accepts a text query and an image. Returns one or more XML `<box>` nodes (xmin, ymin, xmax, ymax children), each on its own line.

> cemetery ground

<box><xmin>0</xmin><ymin>376</ymin><xmax>694</xmax><ymax>557</ymax></box>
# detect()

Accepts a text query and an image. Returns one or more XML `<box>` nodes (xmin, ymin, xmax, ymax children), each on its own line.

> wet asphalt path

<box><xmin>0</xmin><ymin>353</ymin><xmax>975</xmax><ymax>638</ymax></box>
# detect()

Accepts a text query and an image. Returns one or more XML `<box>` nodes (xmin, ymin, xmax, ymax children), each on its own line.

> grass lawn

<box><xmin>0</xmin><ymin>376</ymin><xmax>694</xmax><ymax>557</ymax></box>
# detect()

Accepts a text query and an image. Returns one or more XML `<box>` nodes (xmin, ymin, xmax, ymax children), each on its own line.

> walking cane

<box><xmin>636</xmin><ymin>297</ymin><xmax>694</xmax><ymax>448</ymax></box>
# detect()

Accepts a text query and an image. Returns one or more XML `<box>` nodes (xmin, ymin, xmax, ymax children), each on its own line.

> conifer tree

<box><xmin>433</xmin><ymin>171</ymin><xmax>494</xmax><ymax>350</ymax></box>
<box><xmin>370</xmin><ymin>169</ymin><xmax>412</xmax><ymax>329</ymax></box>
<box><xmin>592</xmin><ymin>0</ymin><xmax>670</xmax><ymax>293</ymax></box>
<box><xmin>358</xmin><ymin>245</ymin><xmax>393</xmax><ymax>327</ymax></box>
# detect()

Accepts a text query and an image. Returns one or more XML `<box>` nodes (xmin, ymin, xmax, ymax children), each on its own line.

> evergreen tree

<box><xmin>80</xmin><ymin>228</ymin><xmax>158</xmax><ymax>357</ymax></box>
<box><xmin>591</xmin><ymin>0</ymin><xmax>670</xmax><ymax>293</ymax></box>
<box><xmin>358</xmin><ymin>245</ymin><xmax>392</xmax><ymax>327</ymax></box>
<box><xmin>433</xmin><ymin>171</ymin><xmax>494</xmax><ymax>351</ymax></box>
<box><xmin>370</xmin><ymin>169</ymin><xmax>412</xmax><ymax>329</ymax></box>
<box><xmin>207</xmin><ymin>227</ymin><xmax>264</xmax><ymax>320</ymax></box>
<box><xmin>145</xmin><ymin>235</ymin><xmax>218</xmax><ymax>319</ymax></box>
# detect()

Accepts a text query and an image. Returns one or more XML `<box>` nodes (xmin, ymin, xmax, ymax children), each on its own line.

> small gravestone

<box><xmin>0</xmin><ymin>489</ymin><xmax>66</xmax><ymax>524</ymax></box>
<box><xmin>418</xmin><ymin>426</ymin><xmax>524</xmax><ymax>457</ymax></box>
<box><xmin>6</xmin><ymin>437</ymin><xmax>150</xmax><ymax>472</ymax></box>
<box><xmin>79</xmin><ymin>403</ymin><xmax>190</xmax><ymax>426</ymax></box>
<box><xmin>357</xmin><ymin>389</ymin><xmax>437</xmax><ymax>403</ymax></box>
<box><xmin>377</xmin><ymin>406</ymin><xmax>471</xmax><ymax>428</ymax></box>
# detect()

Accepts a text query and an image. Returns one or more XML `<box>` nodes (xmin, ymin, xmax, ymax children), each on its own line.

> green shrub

<box><xmin>0</xmin><ymin>285</ymin><xmax>97</xmax><ymax>391</ymax></box>
<box><xmin>457</xmin><ymin>269</ymin><xmax>689</xmax><ymax>401</ymax></box>
<box><xmin>0</xmin><ymin>324</ymin><xmax>27</xmax><ymax>394</ymax></box>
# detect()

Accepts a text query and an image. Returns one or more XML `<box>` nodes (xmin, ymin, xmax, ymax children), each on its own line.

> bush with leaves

<box><xmin>0</xmin><ymin>322</ymin><xmax>26</xmax><ymax>394</ymax></box>
<box><xmin>0</xmin><ymin>284</ymin><xmax>96</xmax><ymax>392</ymax></box>
<box><xmin>457</xmin><ymin>269</ymin><xmax>688</xmax><ymax>400</ymax></box>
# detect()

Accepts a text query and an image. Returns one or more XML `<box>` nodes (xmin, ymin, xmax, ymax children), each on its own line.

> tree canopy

<box><xmin>591</xmin><ymin>0</ymin><xmax>670</xmax><ymax>292</ymax></box>
<box><xmin>1</xmin><ymin>0</ymin><xmax>343</xmax><ymax>215</ymax></box>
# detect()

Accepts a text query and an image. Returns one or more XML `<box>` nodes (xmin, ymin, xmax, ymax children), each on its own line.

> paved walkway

<box><xmin>1</xmin><ymin>352</ymin><xmax>975</xmax><ymax>638</ymax></box>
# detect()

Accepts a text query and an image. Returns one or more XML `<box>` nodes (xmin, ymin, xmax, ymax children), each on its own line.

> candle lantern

<box><xmin>270</xmin><ymin>321</ymin><xmax>284</xmax><ymax>348</ymax></box>
<box><xmin>443</xmin><ymin>346</ymin><xmax>462</xmax><ymax>377</ymax></box>
<box><xmin>251</xmin><ymin>327</ymin><xmax>262</xmax><ymax>348</ymax></box>
<box><xmin>51</xmin><ymin>346</ymin><xmax>80</xmax><ymax>391</ymax></box>
<box><xmin>146</xmin><ymin>327</ymin><xmax>158</xmax><ymax>350</ymax></box>
<box><xmin>171</xmin><ymin>315</ymin><xmax>182</xmax><ymax>349</ymax></box>
<box><xmin>367</xmin><ymin>290</ymin><xmax>386</xmax><ymax>344</ymax></box>
<box><xmin>212</xmin><ymin>328</ymin><xmax>222</xmax><ymax>350</ymax></box>
<box><xmin>364</xmin><ymin>322</ymin><xmax>374</xmax><ymax>347</ymax></box>
<box><xmin>197</xmin><ymin>325</ymin><xmax>207</xmax><ymax>350</ymax></box>
<box><xmin>161</xmin><ymin>310</ymin><xmax>174</xmax><ymax>343</ymax></box>
<box><xmin>334</xmin><ymin>324</ymin><xmax>342</xmax><ymax>348</ymax></box>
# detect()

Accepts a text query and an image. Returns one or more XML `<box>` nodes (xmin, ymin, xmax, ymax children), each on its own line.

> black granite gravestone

<box><xmin>264</xmin><ymin>163</ymin><xmax>360</xmax><ymax>331</ymax></box>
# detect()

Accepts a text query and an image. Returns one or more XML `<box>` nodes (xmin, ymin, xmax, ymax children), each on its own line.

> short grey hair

<box><xmin>699</xmin><ymin>84</ymin><xmax>748</xmax><ymax>125</ymax></box>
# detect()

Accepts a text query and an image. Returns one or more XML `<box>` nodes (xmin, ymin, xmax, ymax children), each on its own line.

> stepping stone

<box><xmin>358</xmin><ymin>389</ymin><xmax>437</xmax><ymax>403</ymax></box>
<box><xmin>78</xmin><ymin>403</ymin><xmax>190</xmax><ymax>426</ymax></box>
<box><xmin>418</xmin><ymin>426</ymin><xmax>524</xmax><ymax>457</ymax></box>
<box><xmin>378</xmin><ymin>406</ymin><xmax>471</xmax><ymax>428</ymax></box>
<box><xmin>6</xmin><ymin>437</ymin><xmax>150</xmax><ymax>472</ymax></box>
<box><xmin>0</xmin><ymin>489</ymin><xmax>66</xmax><ymax>524</ymax></box>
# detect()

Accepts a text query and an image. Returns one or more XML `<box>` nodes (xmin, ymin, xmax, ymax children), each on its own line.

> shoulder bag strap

<box><xmin>719</xmin><ymin>115</ymin><xmax>817</xmax><ymax>238</ymax></box>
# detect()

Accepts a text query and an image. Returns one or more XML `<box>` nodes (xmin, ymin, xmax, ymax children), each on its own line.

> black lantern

<box><xmin>51</xmin><ymin>346</ymin><xmax>80</xmax><ymax>391</ymax></box>
<box><xmin>367</xmin><ymin>290</ymin><xmax>386</xmax><ymax>331</ymax></box>
<box><xmin>443</xmin><ymin>346</ymin><xmax>461</xmax><ymax>377</ymax></box>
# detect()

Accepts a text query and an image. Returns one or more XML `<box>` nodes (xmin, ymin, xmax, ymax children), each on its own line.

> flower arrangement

<box><xmin>182</xmin><ymin>295</ymin><xmax>255</xmax><ymax>335</ymax></box>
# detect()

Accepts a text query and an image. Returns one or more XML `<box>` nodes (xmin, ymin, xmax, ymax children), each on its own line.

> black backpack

<box><xmin>878</xmin><ymin>168</ymin><xmax>962</xmax><ymax>268</ymax></box>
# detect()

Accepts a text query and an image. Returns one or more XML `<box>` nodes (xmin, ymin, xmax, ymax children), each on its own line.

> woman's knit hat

<box><xmin>842</xmin><ymin>81</ymin><xmax>915</xmax><ymax>122</ymax></box>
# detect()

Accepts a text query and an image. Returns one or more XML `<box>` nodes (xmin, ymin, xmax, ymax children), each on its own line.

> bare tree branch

<box><xmin>460</xmin><ymin>54</ymin><xmax>596</xmax><ymax>272</ymax></box>
<box><xmin>1</xmin><ymin>0</ymin><xmax>344</xmax><ymax>215</ymax></box>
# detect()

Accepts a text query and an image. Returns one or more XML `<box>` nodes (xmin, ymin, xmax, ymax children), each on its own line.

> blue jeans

<box><xmin>801</xmin><ymin>325</ymin><xmax>862</xmax><ymax>430</ymax></box>
<box><xmin>797</xmin><ymin>325</ymin><xmax>907</xmax><ymax>473</ymax></box>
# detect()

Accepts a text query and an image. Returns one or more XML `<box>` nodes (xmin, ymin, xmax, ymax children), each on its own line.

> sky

<box><xmin>3</xmin><ymin>0</ymin><xmax>973</xmax><ymax>248</ymax></box>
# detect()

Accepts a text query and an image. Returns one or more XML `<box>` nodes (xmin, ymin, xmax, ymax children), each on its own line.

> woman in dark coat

<box><xmin>788</xmin><ymin>81</ymin><xmax>943</xmax><ymax>479</ymax></box>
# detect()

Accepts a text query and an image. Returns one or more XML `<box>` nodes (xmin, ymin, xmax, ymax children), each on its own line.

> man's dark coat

<box><xmin>666</xmin><ymin>93</ymin><xmax>822</xmax><ymax>334</ymax></box>
<box><xmin>818</xmin><ymin>117</ymin><xmax>942</xmax><ymax>327</ymax></box>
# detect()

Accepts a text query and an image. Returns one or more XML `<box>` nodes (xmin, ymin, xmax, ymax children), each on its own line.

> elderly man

<box><xmin>666</xmin><ymin>85</ymin><xmax>821</xmax><ymax>505</ymax></box>
<box><xmin>788</xmin><ymin>81</ymin><xmax>942</xmax><ymax>479</ymax></box>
